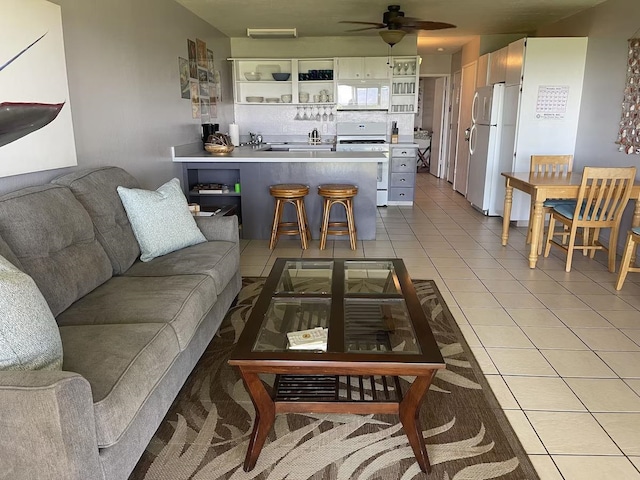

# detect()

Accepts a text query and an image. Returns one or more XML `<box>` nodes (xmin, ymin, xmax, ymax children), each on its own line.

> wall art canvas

<box><xmin>178</xmin><ymin>57</ymin><xmax>189</xmax><ymax>99</ymax></box>
<box><xmin>190</xmin><ymin>80</ymin><xmax>200</xmax><ymax>119</ymax></box>
<box><xmin>207</xmin><ymin>49</ymin><xmax>214</xmax><ymax>76</ymax></box>
<box><xmin>0</xmin><ymin>0</ymin><xmax>77</xmax><ymax>177</ymax></box>
<box><xmin>196</xmin><ymin>39</ymin><xmax>207</xmax><ymax>69</ymax></box>
<box><xmin>187</xmin><ymin>39</ymin><xmax>197</xmax><ymax>78</ymax></box>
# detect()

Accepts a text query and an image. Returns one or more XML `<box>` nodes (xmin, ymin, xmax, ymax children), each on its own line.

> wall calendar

<box><xmin>535</xmin><ymin>85</ymin><xmax>570</xmax><ymax>119</ymax></box>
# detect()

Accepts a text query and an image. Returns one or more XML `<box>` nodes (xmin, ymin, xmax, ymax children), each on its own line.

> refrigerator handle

<box><xmin>471</xmin><ymin>92</ymin><xmax>479</xmax><ymax>124</ymax></box>
<box><xmin>468</xmin><ymin>125</ymin><xmax>477</xmax><ymax>155</ymax></box>
<box><xmin>464</xmin><ymin>127</ymin><xmax>471</xmax><ymax>142</ymax></box>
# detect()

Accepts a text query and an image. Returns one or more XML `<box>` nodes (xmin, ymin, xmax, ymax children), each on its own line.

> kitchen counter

<box><xmin>171</xmin><ymin>142</ymin><xmax>380</xmax><ymax>241</ymax></box>
<box><xmin>171</xmin><ymin>142</ymin><xmax>387</xmax><ymax>163</ymax></box>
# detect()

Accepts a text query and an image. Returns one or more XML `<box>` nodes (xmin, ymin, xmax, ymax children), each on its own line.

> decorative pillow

<box><xmin>117</xmin><ymin>178</ymin><xmax>206</xmax><ymax>262</ymax></box>
<box><xmin>0</xmin><ymin>255</ymin><xmax>63</xmax><ymax>371</ymax></box>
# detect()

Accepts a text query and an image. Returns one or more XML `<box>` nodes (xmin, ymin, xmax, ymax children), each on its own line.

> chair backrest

<box><xmin>530</xmin><ymin>155</ymin><xmax>574</xmax><ymax>175</ymax></box>
<box><xmin>574</xmin><ymin>166</ymin><xmax>637</xmax><ymax>225</ymax></box>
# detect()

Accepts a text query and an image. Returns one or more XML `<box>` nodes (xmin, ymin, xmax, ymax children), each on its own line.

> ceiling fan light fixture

<box><xmin>379</xmin><ymin>29</ymin><xmax>406</xmax><ymax>47</ymax></box>
<box><xmin>246</xmin><ymin>28</ymin><xmax>297</xmax><ymax>39</ymax></box>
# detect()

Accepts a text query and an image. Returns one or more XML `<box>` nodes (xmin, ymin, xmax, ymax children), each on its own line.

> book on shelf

<box><xmin>287</xmin><ymin>327</ymin><xmax>328</xmax><ymax>351</ymax></box>
<box><xmin>195</xmin><ymin>183</ymin><xmax>230</xmax><ymax>194</ymax></box>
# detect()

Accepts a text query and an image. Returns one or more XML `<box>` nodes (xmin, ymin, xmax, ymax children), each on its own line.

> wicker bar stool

<box><xmin>269</xmin><ymin>184</ymin><xmax>311</xmax><ymax>249</ymax></box>
<box><xmin>318</xmin><ymin>184</ymin><xmax>358</xmax><ymax>250</ymax></box>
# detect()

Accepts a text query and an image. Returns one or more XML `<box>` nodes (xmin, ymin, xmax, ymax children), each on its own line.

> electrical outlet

<box><xmin>322</xmin><ymin>123</ymin><xmax>328</xmax><ymax>134</ymax></box>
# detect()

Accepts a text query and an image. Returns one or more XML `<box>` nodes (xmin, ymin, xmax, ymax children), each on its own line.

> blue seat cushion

<box><xmin>543</xmin><ymin>199</ymin><xmax>578</xmax><ymax>208</ymax></box>
<box><xmin>632</xmin><ymin>227</ymin><xmax>640</xmax><ymax>235</ymax></box>
<box><xmin>553</xmin><ymin>201</ymin><xmax>608</xmax><ymax>221</ymax></box>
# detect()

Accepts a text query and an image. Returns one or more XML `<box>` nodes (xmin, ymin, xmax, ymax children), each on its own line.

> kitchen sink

<box><xmin>260</xmin><ymin>142</ymin><xmax>335</xmax><ymax>152</ymax></box>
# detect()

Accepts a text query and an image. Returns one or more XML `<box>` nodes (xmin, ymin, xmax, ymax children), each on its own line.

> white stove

<box><xmin>336</xmin><ymin>123</ymin><xmax>389</xmax><ymax>206</ymax></box>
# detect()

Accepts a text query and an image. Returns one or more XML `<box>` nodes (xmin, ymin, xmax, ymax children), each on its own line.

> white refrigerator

<box><xmin>466</xmin><ymin>83</ymin><xmax>508</xmax><ymax>215</ymax></box>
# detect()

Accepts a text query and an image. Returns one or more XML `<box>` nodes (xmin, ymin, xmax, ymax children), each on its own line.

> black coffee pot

<box><xmin>202</xmin><ymin>123</ymin><xmax>219</xmax><ymax>146</ymax></box>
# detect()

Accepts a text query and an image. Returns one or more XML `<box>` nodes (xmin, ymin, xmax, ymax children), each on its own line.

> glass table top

<box><xmin>252</xmin><ymin>259</ymin><xmax>421</xmax><ymax>355</ymax></box>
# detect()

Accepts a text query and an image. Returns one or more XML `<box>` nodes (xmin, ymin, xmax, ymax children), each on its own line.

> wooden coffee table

<box><xmin>229</xmin><ymin>258</ymin><xmax>446</xmax><ymax>473</ymax></box>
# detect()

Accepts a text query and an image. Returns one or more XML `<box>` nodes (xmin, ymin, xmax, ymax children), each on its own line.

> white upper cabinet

<box><xmin>476</xmin><ymin>53</ymin><xmax>490</xmax><ymax>88</ymax></box>
<box><xmin>488</xmin><ymin>46</ymin><xmax>508</xmax><ymax>84</ymax></box>
<box><xmin>505</xmin><ymin>38</ymin><xmax>526</xmax><ymax>86</ymax></box>
<box><xmin>336</xmin><ymin>57</ymin><xmax>390</xmax><ymax>80</ymax></box>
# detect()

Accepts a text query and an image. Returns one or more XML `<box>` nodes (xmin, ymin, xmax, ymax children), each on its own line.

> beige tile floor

<box><xmin>238</xmin><ymin>172</ymin><xmax>640</xmax><ymax>479</ymax></box>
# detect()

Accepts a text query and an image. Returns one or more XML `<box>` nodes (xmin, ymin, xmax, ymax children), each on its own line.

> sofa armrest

<box><xmin>194</xmin><ymin>214</ymin><xmax>239</xmax><ymax>243</ymax></box>
<box><xmin>0</xmin><ymin>371</ymin><xmax>102</xmax><ymax>480</ymax></box>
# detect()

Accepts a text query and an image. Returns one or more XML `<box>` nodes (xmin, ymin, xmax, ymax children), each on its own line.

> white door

<box><xmin>453</xmin><ymin>61</ymin><xmax>477</xmax><ymax>195</ymax></box>
<box><xmin>431</xmin><ymin>77</ymin><xmax>447</xmax><ymax>177</ymax></box>
<box><xmin>447</xmin><ymin>71</ymin><xmax>461</xmax><ymax>183</ymax></box>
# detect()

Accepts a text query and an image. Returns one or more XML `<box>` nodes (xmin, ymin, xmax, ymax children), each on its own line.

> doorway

<box><xmin>416</xmin><ymin>75</ymin><xmax>449</xmax><ymax>179</ymax></box>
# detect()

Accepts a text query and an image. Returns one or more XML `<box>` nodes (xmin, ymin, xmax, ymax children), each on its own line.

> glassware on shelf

<box><xmin>402</xmin><ymin>62</ymin><xmax>409</xmax><ymax>75</ymax></box>
<box><xmin>294</xmin><ymin>107</ymin><xmax>302</xmax><ymax>120</ymax></box>
<box><xmin>322</xmin><ymin>107</ymin><xmax>328</xmax><ymax>122</ymax></box>
<box><xmin>408</xmin><ymin>62</ymin><xmax>416</xmax><ymax>75</ymax></box>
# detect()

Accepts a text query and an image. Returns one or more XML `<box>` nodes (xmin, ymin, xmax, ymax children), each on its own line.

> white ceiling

<box><xmin>176</xmin><ymin>0</ymin><xmax>607</xmax><ymax>54</ymax></box>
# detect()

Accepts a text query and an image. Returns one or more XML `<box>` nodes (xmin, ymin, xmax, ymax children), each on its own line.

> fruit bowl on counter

<box><xmin>204</xmin><ymin>133</ymin><xmax>235</xmax><ymax>155</ymax></box>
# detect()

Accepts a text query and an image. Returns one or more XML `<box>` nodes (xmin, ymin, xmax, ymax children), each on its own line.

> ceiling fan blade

<box><xmin>338</xmin><ymin>21</ymin><xmax>387</xmax><ymax>28</ymax></box>
<box><xmin>399</xmin><ymin>19</ymin><xmax>457</xmax><ymax>30</ymax></box>
<box><xmin>343</xmin><ymin>26</ymin><xmax>385</xmax><ymax>32</ymax></box>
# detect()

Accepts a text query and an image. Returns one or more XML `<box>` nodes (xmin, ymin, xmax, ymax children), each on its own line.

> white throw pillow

<box><xmin>0</xmin><ymin>255</ymin><xmax>63</xmax><ymax>371</ymax></box>
<box><xmin>117</xmin><ymin>178</ymin><xmax>206</xmax><ymax>262</ymax></box>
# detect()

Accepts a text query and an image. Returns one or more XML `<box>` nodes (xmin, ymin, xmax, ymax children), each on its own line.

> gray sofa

<box><xmin>0</xmin><ymin>167</ymin><xmax>242</xmax><ymax>480</ymax></box>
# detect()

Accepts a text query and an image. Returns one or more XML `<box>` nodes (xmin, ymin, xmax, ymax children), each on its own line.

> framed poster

<box><xmin>0</xmin><ymin>0</ymin><xmax>77</xmax><ymax>177</ymax></box>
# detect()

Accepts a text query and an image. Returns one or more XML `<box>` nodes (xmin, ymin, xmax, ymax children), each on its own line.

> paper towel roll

<box><xmin>229</xmin><ymin>123</ymin><xmax>240</xmax><ymax>146</ymax></box>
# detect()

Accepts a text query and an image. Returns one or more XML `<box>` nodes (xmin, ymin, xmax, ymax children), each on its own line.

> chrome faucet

<box><xmin>243</xmin><ymin>132</ymin><xmax>263</xmax><ymax>147</ymax></box>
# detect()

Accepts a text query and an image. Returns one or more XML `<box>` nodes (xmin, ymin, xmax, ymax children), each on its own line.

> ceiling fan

<box><xmin>340</xmin><ymin>5</ymin><xmax>456</xmax><ymax>47</ymax></box>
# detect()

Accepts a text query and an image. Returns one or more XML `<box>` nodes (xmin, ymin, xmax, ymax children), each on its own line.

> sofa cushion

<box><xmin>0</xmin><ymin>184</ymin><xmax>112</xmax><ymax>316</ymax></box>
<box><xmin>0</xmin><ymin>255</ymin><xmax>63</xmax><ymax>370</ymax></box>
<box><xmin>117</xmin><ymin>178</ymin><xmax>206</xmax><ymax>262</ymax></box>
<box><xmin>125</xmin><ymin>240</ymin><xmax>239</xmax><ymax>295</ymax></box>
<box><xmin>52</xmin><ymin>167</ymin><xmax>141</xmax><ymax>275</ymax></box>
<box><xmin>57</xmin><ymin>274</ymin><xmax>217</xmax><ymax>350</ymax></box>
<box><xmin>59</xmin><ymin>323</ymin><xmax>180</xmax><ymax>448</ymax></box>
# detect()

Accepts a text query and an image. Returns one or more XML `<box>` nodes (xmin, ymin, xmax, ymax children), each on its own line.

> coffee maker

<box><xmin>202</xmin><ymin>123</ymin><xmax>219</xmax><ymax>146</ymax></box>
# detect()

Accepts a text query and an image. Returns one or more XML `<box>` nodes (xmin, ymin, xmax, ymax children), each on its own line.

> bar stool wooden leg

<box><xmin>319</xmin><ymin>198</ymin><xmax>331</xmax><ymax>250</ymax></box>
<box><xmin>269</xmin><ymin>198</ymin><xmax>283</xmax><ymax>249</ymax></box>
<box><xmin>346</xmin><ymin>198</ymin><xmax>357</xmax><ymax>250</ymax></box>
<box><xmin>295</xmin><ymin>198</ymin><xmax>309</xmax><ymax>250</ymax></box>
<box><xmin>300</xmin><ymin>197</ymin><xmax>312</xmax><ymax>244</ymax></box>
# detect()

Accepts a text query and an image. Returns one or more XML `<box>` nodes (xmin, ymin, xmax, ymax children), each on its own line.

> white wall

<box><xmin>0</xmin><ymin>0</ymin><xmax>232</xmax><ymax>193</ymax></box>
<box><xmin>230</xmin><ymin>35</ymin><xmax>417</xmax><ymax>58</ymax></box>
<box><xmin>418</xmin><ymin>54</ymin><xmax>452</xmax><ymax>76</ymax></box>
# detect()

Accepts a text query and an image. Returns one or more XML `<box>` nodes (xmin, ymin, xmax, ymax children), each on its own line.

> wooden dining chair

<box><xmin>543</xmin><ymin>166</ymin><xmax>637</xmax><ymax>272</ymax></box>
<box><xmin>526</xmin><ymin>155</ymin><xmax>574</xmax><ymax>254</ymax></box>
<box><xmin>615</xmin><ymin>227</ymin><xmax>640</xmax><ymax>290</ymax></box>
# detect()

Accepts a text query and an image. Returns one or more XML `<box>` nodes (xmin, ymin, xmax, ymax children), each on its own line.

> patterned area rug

<box><xmin>130</xmin><ymin>278</ymin><xmax>539</xmax><ymax>480</ymax></box>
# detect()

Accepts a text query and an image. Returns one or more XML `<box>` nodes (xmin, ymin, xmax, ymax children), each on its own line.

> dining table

<box><xmin>501</xmin><ymin>172</ymin><xmax>640</xmax><ymax>269</ymax></box>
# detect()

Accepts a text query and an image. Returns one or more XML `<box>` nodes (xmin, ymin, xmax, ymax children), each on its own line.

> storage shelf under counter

<box><xmin>171</xmin><ymin>142</ymin><xmax>384</xmax><ymax>241</ymax></box>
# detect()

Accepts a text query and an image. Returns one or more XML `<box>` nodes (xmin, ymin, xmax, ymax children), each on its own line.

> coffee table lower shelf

<box><xmin>238</xmin><ymin>367</ymin><xmax>438</xmax><ymax>474</ymax></box>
